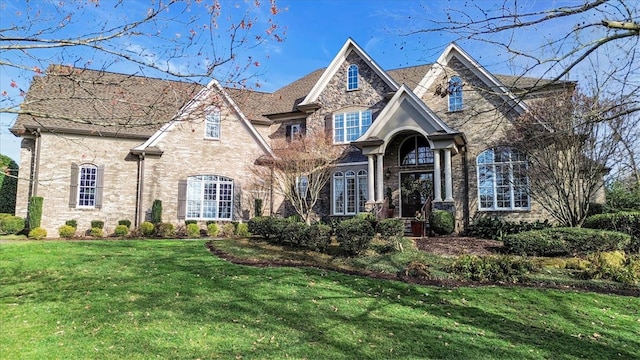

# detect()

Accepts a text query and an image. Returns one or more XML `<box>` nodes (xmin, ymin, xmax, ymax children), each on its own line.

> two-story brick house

<box><xmin>11</xmin><ymin>38</ymin><xmax>576</xmax><ymax>236</ymax></box>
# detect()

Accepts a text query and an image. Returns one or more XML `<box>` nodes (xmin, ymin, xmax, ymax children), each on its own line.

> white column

<box><xmin>433</xmin><ymin>149</ymin><xmax>442</xmax><ymax>201</ymax></box>
<box><xmin>367</xmin><ymin>154</ymin><xmax>375</xmax><ymax>203</ymax></box>
<box><xmin>444</xmin><ymin>148</ymin><xmax>453</xmax><ymax>201</ymax></box>
<box><xmin>376</xmin><ymin>153</ymin><xmax>384</xmax><ymax>202</ymax></box>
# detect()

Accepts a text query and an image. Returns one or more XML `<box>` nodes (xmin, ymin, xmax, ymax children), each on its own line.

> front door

<box><xmin>400</xmin><ymin>172</ymin><xmax>433</xmax><ymax>218</ymax></box>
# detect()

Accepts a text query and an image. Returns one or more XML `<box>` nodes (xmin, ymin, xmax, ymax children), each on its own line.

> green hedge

<box><xmin>429</xmin><ymin>210</ymin><xmax>454</xmax><ymax>235</ymax></box>
<box><xmin>0</xmin><ymin>215</ymin><xmax>25</xmax><ymax>235</ymax></box>
<box><xmin>583</xmin><ymin>211</ymin><xmax>640</xmax><ymax>253</ymax></box>
<box><xmin>0</xmin><ymin>155</ymin><xmax>18</xmax><ymax>214</ymax></box>
<box><xmin>376</xmin><ymin>218</ymin><xmax>404</xmax><ymax>239</ymax></box>
<box><xmin>504</xmin><ymin>227</ymin><xmax>631</xmax><ymax>257</ymax></box>
<box><xmin>305</xmin><ymin>223</ymin><xmax>332</xmax><ymax>252</ymax></box>
<box><xmin>466</xmin><ymin>217</ymin><xmax>551</xmax><ymax>240</ymax></box>
<box><xmin>335</xmin><ymin>218</ymin><xmax>375</xmax><ymax>256</ymax></box>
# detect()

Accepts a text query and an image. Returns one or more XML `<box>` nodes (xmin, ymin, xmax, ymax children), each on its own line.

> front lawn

<box><xmin>1</xmin><ymin>240</ymin><xmax>638</xmax><ymax>359</ymax></box>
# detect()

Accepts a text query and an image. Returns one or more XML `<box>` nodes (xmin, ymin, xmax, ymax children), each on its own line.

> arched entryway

<box><xmin>398</xmin><ymin>135</ymin><xmax>434</xmax><ymax>217</ymax></box>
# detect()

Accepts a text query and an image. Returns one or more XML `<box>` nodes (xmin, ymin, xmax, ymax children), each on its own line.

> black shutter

<box><xmin>301</xmin><ymin>123</ymin><xmax>306</xmax><ymax>136</ymax></box>
<box><xmin>177</xmin><ymin>180</ymin><xmax>187</xmax><ymax>220</ymax></box>
<box><xmin>95</xmin><ymin>165</ymin><xmax>105</xmax><ymax>209</ymax></box>
<box><xmin>69</xmin><ymin>163</ymin><xmax>78</xmax><ymax>208</ymax></box>
<box><xmin>285</xmin><ymin>125</ymin><xmax>292</xmax><ymax>142</ymax></box>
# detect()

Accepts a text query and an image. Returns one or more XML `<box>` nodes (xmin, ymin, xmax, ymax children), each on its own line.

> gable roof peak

<box><xmin>297</xmin><ymin>38</ymin><xmax>399</xmax><ymax>107</ymax></box>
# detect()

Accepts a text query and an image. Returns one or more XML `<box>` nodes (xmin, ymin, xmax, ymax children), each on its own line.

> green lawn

<box><xmin>1</xmin><ymin>240</ymin><xmax>638</xmax><ymax>359</ymax></box>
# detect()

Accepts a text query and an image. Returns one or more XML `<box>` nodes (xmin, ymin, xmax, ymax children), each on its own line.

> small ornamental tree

<box><xmin>151</xmin><ymin>200</ymin><xmax>162</xmax><ymax>224</ymax></box>
<box><xmin>257</xmin><ymin>131</ymin><xmax>346</xmax><ymax>224</ymax></box>
<box><xmin>28</xmin><ymin>196</ymin><xmax>43</xmax><ymax>230</ymax></box>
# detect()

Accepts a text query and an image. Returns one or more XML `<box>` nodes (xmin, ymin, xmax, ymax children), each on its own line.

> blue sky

<box><xmin>0</xmin><ymin>0</ymin><xmax>599</xmax><ymax>163</ymax></box>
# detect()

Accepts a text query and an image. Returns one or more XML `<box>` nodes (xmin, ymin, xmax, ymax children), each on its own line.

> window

<box><xmin>205</xmin><ymin>107</ymin><xmax>221</xmax><ymax>139</ymax></box>
<box><xmin>69</xmin><ymin>163</ymin><xmax>104</xmax><ymax>209</ymax></box>
<box><xmin>347</xmin><ymin>64</ymin><xmax>359</xmax><ymax>90</ymax></box>
<box><xmin>400</xmin><ymin>135</ymin><xmax>434</xmax><ymax>166</ymax></box>
<box><xmin>185</xmin><ymin>175</ymin><xmax>233</xmax><ymax>220</ymax></box>
<box><xmin>333</xmin><ymin>110</ymin><xmax>372</xmax><ymax>143</ymax></box>
<box><xmin>286</xmin><ymin>123</ymin><xmax>304</xmax><ymax>142</ymax></box>
<box><xmin>333</xmin><ymin>170</ymin><xmax>367</xmax><ymax>215</ymax></box>
<box><xmin>477</xmin><ymin>147</ymin><xmax>529</xmax><ymax>210</ymax></box>
<box><xmin>448</xmin><ymin>76</ymin><xmax>463</xmax><ymax>112</ymax></box>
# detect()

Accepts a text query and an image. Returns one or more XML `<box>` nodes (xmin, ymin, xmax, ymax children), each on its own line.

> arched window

<box><xmin>347</xmin><ymin>64</ymin><xmax>359</xmax><ymax>90</ymax></box>
<box><xmin>477</xmin><ymin>147</ymin><xmax>529</xmax><ymax>210</ymax></box>
<box><xmin>448</xmin><ymin>76</ymin><xmax>463</xmax><ymax>112</ymax></box>
<box><xmin>400</xmin><ymin>135</ymin><xmax>433</xmax><ymax>166</ymax></box>
<box><xmin>186</xmin><ymin>175</ymin><xmax>233</xmax><ymax>220</ymax></box>
<box><xmin>205</xmin><ymin>107</ymin><xmax>221</xmax><ymax>139</ymax></box>
<box><xmin>333</xmin><ymin>169</ymin><xmax>368</xmax><ymax>215</ymax></box>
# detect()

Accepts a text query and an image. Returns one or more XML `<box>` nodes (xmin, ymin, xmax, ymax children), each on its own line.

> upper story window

<box><xmin>69</xmin><ymin>163</ymin><xmax>104</xmax><ymax>209</ymax></box>
<box><xmin>448</xmin><ymin>76</ymin><xmax>463</xmax><ymax>112</ymax></box>
<box><xmin>477</xmin><ymin>147</ymin><xmax>530</xmax><ymax>211</ymax></box>
<box><xmin>333</xmin><ymin>110</ymin><xmax>372</xmax><ymax>144</ymax></box>
<box><xmin>286</xmin><ymin>123</ymin><xmax>305</xmax><ymax>142</ymax></box>
<box><xmin>347</xmin><ymin>64</ymin><xmax>359</xmax><ymax>90</ymax></box>
<box><xmin>205</xmin><ymin>107</ymin><xmax>221</xmax><ymax>139</ymax></box>
<box><xmin>400</xmin><ymin>135</ymin><xmax>434</xmax><ymax>166</ymax></box>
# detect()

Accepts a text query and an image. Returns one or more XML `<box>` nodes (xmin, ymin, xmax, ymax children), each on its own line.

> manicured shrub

<box><xmin>185</xmin><ymin>220</ymin><xmax>197</xmax><ymax>226</ymax></box>
<box><xmin>0</xmin><ymin>215</ymin><xmax>25</xmax><ymax>235</ymax></box>
<box><xmin>304</xmin><ymin>223</ymin><xmax>332</xmax><ymax>252</ymax></box>
<box><xmin>186</xmin><ymin>223</ymin><xmax>200</xmax><ymax>238</ymax></box>
<box><xmin>236</xmin><ymin>223</ymin><xmax>250</xmax><ymax>237</ymax></box>
<box><xmin>221</xmin><ymin>223</ymin><xmax>236</xmax><ymax>238</ymax></box>
<box><xmin>156</xmin><ymin>222</ymin><xmax>175</xmax><ymax>238</ymax></box>
<box><xmin>58</xmin><ymin>225</ymin><xmax>76</xmax><ymax>238</ymax></box>
<box><xmin>90</xmin><ymin>227</ymin><xmax>103</xmax><ymax>237</ymax></box>
<box><xmin>335</xmin><ymin>218</ymin><xmax>375</xmax><ymax>256</ymax></box>
<box><xmin>281</xmin><ymin>221</ymin><xmax>308</xmax><ymax>246</ymax></box>
<box><xmin>248</xmin><ymin>216</ymin><xmax>270</xmax><ymax>238</ymax></box>
<box><xmin>65</xmin><ymin>219</ymin><xmax>77</xmax><ymax>229</ymax></box>
<box><xmin>140</xmin><ymin>221</ymin><xmax>155</xmax><ymax>237</ymax></box>
<box><xmin>114</xmin><ymin>224</ymin><xmax>129</xmax><ymax>237</ymax></box>
<box><xmin>504</xmin><ymin>227</ymin><xmax>631</xmax><ymax>257</ymax></box>
<box><xmin>267</xmin><ymin>217</ymin><xmax>291</xmax><ymax>244</ymax></box>
<box><xmin>118</xmin><ymin>219</ymin><xmax>131</xmax><ymax>229</ymax></box>
<box><xmin>28</xmin><ymin>196</ymin><xmax>43</xmax><ymax>229</ymax></box>
<box><xmin>28</xmin><ymin>226</ymin><xmax>47</xmax><ymax>240</ymax></box>
<box><xmin>583</xmin><ymin>211</ymin><xmax>640</xmax><ymax>253</ymax></box>
<box><xmin>581</xmin><ymin>252</ymin><xmax>639</xmax><ymax>285</ymax></box>
<box><xmin>376</xmin><ymin>218</ymin><xmax>404</xmax><ymax>239</ymax></box>
<box><xmin>466</xmin><ymin>217</ymin><xmax>551</xmax><ymax>240</ymax></box>
<box><xmin>91</xmin><ymin>220</ymin><xmax>104</xmax><ymax>229</ymax></box>
<box><xmin>207</xmin><ymin>223</ymin><xmax>220</xmax><ymax>237</ymax></box>
<box><xmin>151</xmin><ymin>199</ymin><xmax>162</xmax><ymax>224</ymax></box>
<box><xmin>449</xmin><ymin>255</ymin><xmax>537</xmax><ymax>283</ymax></box>
<box><xmin>429</xmin><ymin>209</ymin><xmax>455</xmax><ymax>235</ymax></box>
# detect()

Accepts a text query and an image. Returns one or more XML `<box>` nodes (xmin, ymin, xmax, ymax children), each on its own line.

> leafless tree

<box><xmin>1</xmin><ymin>0</ymin><xmax>284</xmax><ymax>125</ymax></box>
<box><xmin>505</xmin><ymin>91</ymin><xmax>621</xmax><ymax>226</ymax></box>
<box><xmin>258</xmin><ymin>132</ymin><xmax>346</xmax><ymax>224</ymax></box>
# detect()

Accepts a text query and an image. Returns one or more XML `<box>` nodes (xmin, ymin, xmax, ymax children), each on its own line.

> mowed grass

<box><xmin>1</xmin><ymin>240</ymin><xmax>639</xmax><ymax>359</ymax></box>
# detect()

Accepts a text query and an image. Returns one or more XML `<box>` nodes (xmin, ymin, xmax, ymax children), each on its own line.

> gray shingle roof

<box><xmin>11</xmin><ymin>65</ymin><xmax>202</xmax><ymax>138</ymax></box>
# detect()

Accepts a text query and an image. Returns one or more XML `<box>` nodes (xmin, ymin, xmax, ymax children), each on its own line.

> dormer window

<box><xmin>347</xmin><ymin>64</ymin><xmax>359</xmax><ymax>90</ymax></box>
<box><xmin>448</xmin><ymin>76</ymin><xmax>463</xmax><ymax>112</ymax></box>
<box><xmin>205</xmin><ymin>107</ymin><xmax>221</xmax><ymax>139</ymax></box>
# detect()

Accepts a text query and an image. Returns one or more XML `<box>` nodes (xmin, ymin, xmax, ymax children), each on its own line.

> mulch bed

<box><xmin>205</xmin><ymin>239</ymin><xmax>640</xmax><ymax>297</ymax></box>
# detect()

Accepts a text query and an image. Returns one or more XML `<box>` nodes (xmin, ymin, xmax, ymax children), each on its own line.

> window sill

<box><xmin>204</xmin><ymin>137</ymin><xmax>220</xmax><ymax>141</ymax></box>
<box><xmin>346</xmin><ymin>88</ymin><xmax>360</xmax><ymax>92</ymax></box>
<box><xmin>446</xmin><ymin>109</ymin><xmax>464</xmax><ymax>114</ymax></box>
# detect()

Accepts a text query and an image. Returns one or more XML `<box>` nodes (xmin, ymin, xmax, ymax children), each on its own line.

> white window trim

<box><xmin>332</xmin><ymin>169</ymin><xmax>368</xmax><ymax>215</ymax></box>
<box><xmin>205</xmin><ymin>107</ymin><xmax>221</xmax><ymax>140</ymax></box>
<box><xmin>347</xmin><ymin>64</ymin><xmax>359</xmax><ymax>91</ymax></box>
<box><xmin>77</xmin><ymin>164</ymin><xmax>98</xmax><ymax>208</ymax></box>
<box><xmin>333</xmin><ymin>110</ymin><xmax>372</xmax><ymax>144</ymax></box>
<box><xmin>477</xmin><ymin>148</ymin><xmax>530</xmax><ymax>211</ymax></box>
<box><xmin>186</xmin><ymin>175</ymin><xmax>234</xmax><ymax>220</ymax></box>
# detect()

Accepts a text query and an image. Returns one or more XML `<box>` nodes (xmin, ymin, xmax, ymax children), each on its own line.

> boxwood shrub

<box><xmin>28</xmin><ymin>226</ymin><xmax>47</xmax><ymax>240</ymax></box>
<box><xmin>118</xmin><ymin>219</ymin><xmax>131</xmax><ymax>229</ymax></box>
<box><xmin>0</xmin><ymin>215</ymin><xmax>25</xmax><ymax>235</ymax></box>
<box><xmin>65</xmin><ymin>219</ymin><xmax>78</xmax><ymax>229</ymax></box>
<box><xmin>140</xmin><ymin>221</ymin><xmax>155</xmax><ymax>237</ymax></box>
<box><xmin>376</xmin><ymin>218</ymin><xmax>404</xmax><ymax>239</ymax></box>
<box><xmin>58</xmin><ymin>224</ymin><xmax>76</xmax><ymax>238</ymax></box>
<box><xmin>305</xmin><ymin>223</ymin><xmax>332</xmax><ymax>252</ymax></box>
<box><xmin>90</xmin><ymin>220</ymin><xmax>104</xmax><ymax>229</ymax></box>
<box><xmin>583</xmin><ymin>211</ymin><xmax>640</xmax><ymax>253</ymax></box>
<box><xmin>466</xmin><ymin>217</ymin><xmax>552</xmax><ymax>240</ymax></box>
<box><xmin>186</xmin><ymin>223</ymin><xmax>200</xmax><ymax>238</ymax></box>
<box><xmin>113</xmin><ymin>224</ymin><xmax>129</xmax><ymax>237</ymax></box>
<box><xmin>504</xmin><ymin>227</ymin><xmax>631</xmax><ymax>256</ymax></box>
<box><xmin>236</xmin><ymin>223</ymin><xmax>250</xmax><ymax>237</ymax></box>
<box><xmin>281</xmin><ymin>222</ymin><xmax>308</xmax><ymax>246</ymax></box>
<box><xmin>90</xmin><ymin>227</ymin><xmax>104</xmax><ymax>238</ymax></box>
<box><xmin>247</xmin><ymin>216</ymin><xmax>271</xmax><ymax>239</ymax></box>
<box><xmin>335</xmin><ymin>218</ymin><xmax>375</xmax><ymax>256</ymax></box>
<box><xmin>429</xmin><ymin>210</ymin><xmax>455</xmax><ymax>235</ymax></box>
<box><xmin>207</xmin><ymin>223</ymin><xmax>220</xmax><ymax>237</ymax></box>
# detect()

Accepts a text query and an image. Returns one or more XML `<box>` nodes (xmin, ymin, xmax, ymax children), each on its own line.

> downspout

<box><xmin>32</xmin><ymin>128</ymin><xmax>42</xmax><ymax>196</ymax></box>
<box><xmin>135</xmin><ymin>152</ymin><xmax>145</xmax><ymax>228</ymax></box>
<box><xmin>269</xmin><ymin>167</ymin><xmax>274</xmax><ymax>216</ymax></box>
